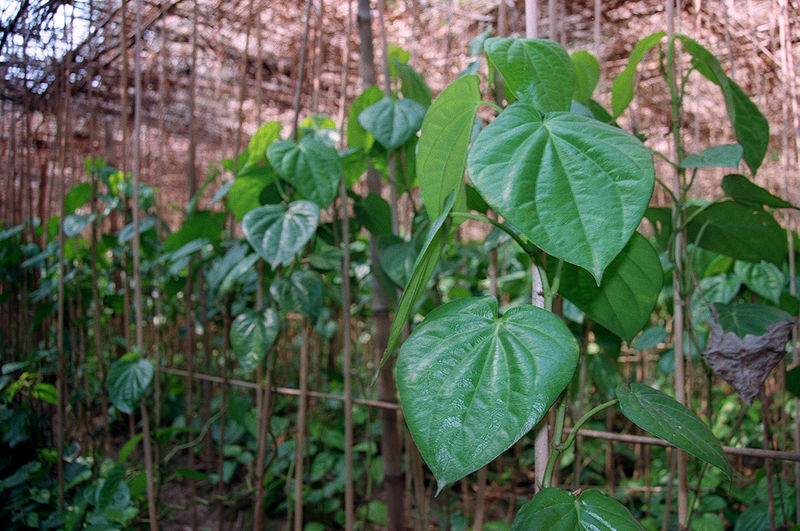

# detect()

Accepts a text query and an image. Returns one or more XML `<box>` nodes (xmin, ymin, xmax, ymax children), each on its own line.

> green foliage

<box><xmin>242</xmin><ymin>201</ymin><xmax>320</xmax><ymax>269</ymax></box>
<box><xmin>357</xmin><ymin>97</ymin><xmax>426</xmax><ymax>151</ymax></box>
<box><xmin>106</xmin><ymin>353</ymin><xmax>154</xmax><ymax>415</ymax></box>
<box><xmin>267</xmin><ymin>136</ymin><xmax>342</xmax><ymax>208</ymax></box>
<box><xmin>398</xmin><ymin>296</ymin><xmax>578</xmax><ymax>492</ymax></box>
<box><xmin>230</xmin><ymin>308</ymin><xmax>280</xmax><ymax>372</ymax></box>
<box><xmin>513</xmin><ymin>488</ymin><xmax>645</xmax><ymax>530</ymax></box>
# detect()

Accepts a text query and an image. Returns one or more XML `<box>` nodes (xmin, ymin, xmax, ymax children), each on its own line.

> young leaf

<box><xmin>267</xmin><ymin>136</ymin><xmax>342</xmax><ymax>208</ymax></box>
<box><xmin>571</xmin><ymin>51</ymin><xmax>601</xmax><ymax>105</ymax></box>
<box><xmin>467</xmin><ymin>105</ymin><xmax>655</xmax><ymax>283</ymax></box>
<box><xmin>107</xmin><ymin>353</ymin><xmax>154</xmax><ymax>415</ymax></box>
<box><xmin>611</xmin><ymin>32</ymin><xmax>666</xmax><ymax>118</ymax></box>
<box><xmin>398</xmin><ymin>297</ymin><xmax>578</xmax><ymax>493</ymax></box>
<box><xmin>557</xmin><ymin>233</ymin><xmax>663</xmax><ymax>342</ymax></box>
<box><xmin>383</xmin><ymin>192</ymin><xmax>457</xmax><ymax>359</ymax></box>
<box><xmin>721</xmin><ymin>174</ymin><xmax>798</xmax><ymax>210</ymax></box>
<box><xmin>230</xmin><ymin>308</ymin><xmax>280</xmax><ymax>372</ymax></box>
<box><xmin>417</xmin><ymin>75</ymin><xmax>482</xmax><ymax>221</ymax></box>
<box><xmin>680</xmin><ymin>144</ymin><xmax>743</xmax><ymax>168</ymax></box>
<box><xmin>484</xmin><ymin>37</ymin><xmax>574</xmax><ymax>112</ymax></box>
<box><xmin>241</xmin><ymin>121</ymin><xmax>282</xmax><ymax>174</ymax></box>
<box><xmin>358</xmin><ymin>97</ymin><xmax>427</xmax><ymax>151</ymax></box>
<box><xmin>733</xmin><ymin>260</ymin><xmax>785</xmax><ymax>304</ymax></box>
<box><xmin>242</xmin><ymin>201</ymin><xmax>320</xmax><ymax>269</ymax></box>
<box><xmin>512</xmin><ymin>488</ymin><xmax>645</xmax><ymax>531</ymax></box>
<box><xmin>396</xmin><ymin>60</ymin><xmax>432</xmax><ymax>107</ymax></box>
<box><xmin>227</xmin><ymin>172</ymin><xmax>276</xmax><ymax>221</ymax></box>
<box><xmin>616</xmin><ymin>382</ymin><xmax>732</xmax><ymax>481</ymax></box>
<box><xmin>687</xmin><ymin>201</ymin><xmax>786</xmax><ymax>266</ymax></box>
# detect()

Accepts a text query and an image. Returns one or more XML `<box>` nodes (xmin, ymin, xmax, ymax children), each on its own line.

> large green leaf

<box><xmin>267</xmin><ymin>136</ymin><xmax>342</xmax><ymax>208</ymax></box>
<box><xmin>358</xmin><ymin>97</ymin><xmax>426</xmax><ymax>152</ymax></box>
<box><xmin>417</xmin><ymin>75</ymin><xmax>482</xmax><ymax>221</ymax></box>
<box><xmin>107</xmin><ymin>353</ymin><xmax>154</xmax><ymax>415</ymax></box>
<box><xmin>611</xmin><ymin>32</ymin><xmax>666</xmax><ymax>118</ymax></box>
<box><xmin>687</xmin><ymin>201</ymin><xmax>786</xmax><ymax>266</ymax></box>
<box><xmin>558</xmin><ymin>233</ymin><xmax>662</xmax><ymax>342</ymax></box>
<box><xmin>512</xmin><ymin>488</ymin><xmax>644</xmax><ymax>531</ymax></box>
<box><xmin>398</xmin><ymin>296</ymin><xmax>578</xmax><ymax>492</ymax></box>
<box><xmin>617</xmin><ymin>383</ymin><xmax>731</xmax><ymax>480</ymax></box>
<box><xmin>484</xmin><ymin>37</ymin><xmax>574</xmax><ymax>112</ymax></box>
<box><xmin>347</xmin><ymin>86</ymin><xmax>384</xmax><ymax>151</ymax></box>
<box><xmin>467</xmin><ymin>105</ymin><xmax>655</xmax><ymax>282</ymax></box>
<box><xmin>164</xmin><ymin>211</ymin><xmax>225</xmax><ymax>252</ymax></box>
<box><xmin>242</xmin><ymin>201</ymin><xmax>320</xmax><ymax>269</ymax></box>
<box><xmin>680</xmin><ymin>144</ymin><xmax>743</xmax><ymax>169</ymax></box>
<box><xmin>678</xmin><ymin>35</ymin><xmax>769</xmax><ymax>175</ymax></box>
<box><xmin>721</xmin><ymin>174</ymin><xmax>797</xmax><ymax>210</ymax></box>
<box><xmin>270</xmin><ymin>270</ymin><xmax>325</xmax><ymax>323</ymax></box>
<box><xmin>733</xmin><ymin>260</ymin><xmax>785</xmax><ymax>304</ymax></box>
<box><xmin>571</xmin><ymin>51</ymin><xmax>600</xmax><ymax>105</ymax></box>
<box><xmin>230</xmin><ymin>308</ymin><xmax>280</xmax><ymax>372</ymax></box>
<box><xmin>228</xmin><ymin>172</ymin><xmax>275</xmax><ymax>221</ymax></box>
<box><xmin>383</xmin><ymin>193</ymin><xmax>455</xmax><ymax>359</ymax></box>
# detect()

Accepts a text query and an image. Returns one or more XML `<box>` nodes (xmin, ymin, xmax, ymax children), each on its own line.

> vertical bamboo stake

<box><xmin>294</xmin><ymin>325</ymin><xmax>310</xmax><ymax>531</ymax></box>
<box><xmin>666</xmin><ymin>0</ymin><xmax>689</xmax><ymax>526</ymax></box>
<box><xmin>253</xmin><ymin>266</ymin><xmax>272</xmax><ymax>531</ymax></box>
<box><xmin>335</xmin><ymin>0</ymin><xmax>355</xmax><ymax>527</ymax></box>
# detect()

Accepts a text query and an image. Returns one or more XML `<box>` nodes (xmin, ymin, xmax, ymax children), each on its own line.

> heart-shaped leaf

<box><xmin>417</xmin><ymin>75</ymin><xmax>482</xmax><ymax>221</ymax></box>
<box><xmin>107</xmin><ymin>353</ymin><xmax>154</xmax><ymax>414</ymax></box>
<box><xmin>558</xmin><ymin>233</ymin><xmax>663</xmax><ymax>342</ymax></box>
<box><xmin>398</xmin><ymin>296</ymin><xmax>579</xmax><ymax>492</ymax></box>
<box><xmin>230</xmin><ymin>308</ymin><xmax>280</xmax><ymax>372</ymax></box>
<box><xmin>347</xmin><ymin>86</ymin><xmax>384</xmax><ymax>151</ymax></box>
<box><xmin>358</xmin><ymin>97</ymin><xmax>426</xmax><ymax>151</ymax></box>
<box><xmin>484</xmin><ymin>37</ymin><xmax>574</xmax><ymax>112</ymax></box>
<box><xmin>512</xmin><ymin>488</ymin><xmax>644</xmax><ymax>530</ymax></box>
<box><xmin>733</xmin><ymin>260</ymin><xmax>785</xmax><ymax>304</ymax></box>
<box><xmin>571</xmin><ymin>51</ymin><xmax>600</xmax><ymax>105</ymax></box>
<box><xmin>267</xmin><ymin>136</ymin><xmax>342</xmax><ymax>208</ymax></box>
<box><xmin>617</xmin><ymin>382</ymin><xmax>732</xmax><ymax>481</ymax></box>
<box><xmin>227</xmin><ymin>171</ymin><xmax>276</xmax><ymax>221</ymax></box>
<box><xmin>270</xmin><ymin>270</ymin><xmax>325</xmax><ymax>323</ymax></box>
<box><xmin>467</xmin><ymin>105</ymin><xmax>655</xmax><ymax>282</ymax></box>
<box><xmin>241</xmin><ymin>121</ymin><xmax>282</xmax><ymax>174</ymax></box>
<box><xmin>242</xmin><ymin>201</ymin><xmax>320</xmax><ymax>269</ymax></box>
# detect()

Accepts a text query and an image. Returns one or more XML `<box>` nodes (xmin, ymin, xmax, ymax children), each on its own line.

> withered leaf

<box><xmin>703</xmin><ymin>318</ymin><xmax>793</xmax><ymax>405</ymax></box>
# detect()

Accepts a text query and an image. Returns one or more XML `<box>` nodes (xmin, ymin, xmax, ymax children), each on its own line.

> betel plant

<box><xmin>383</xmin><ymin>37</ymin><xmax>736</xmax><ymax>527</ymax></box>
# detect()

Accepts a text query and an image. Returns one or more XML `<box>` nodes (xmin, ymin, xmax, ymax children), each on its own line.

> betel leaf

<box><xmin>383</xmin><ymin>192</ymin><xmax>456</xmax><ymax>360</ymax></box>
<box><xmin>611</xmin><ymin>32</ymin><xmax>666</xmax><ymax>118</ymax></box>
<box><xmin>616</xmin><ymin>382</ymin><xmax>731</xmax><ymax>481</ymax></box>
<box><xmin>680</xmin><ymin>144</ymin><xmax>743</xmax><ymax>169</ymax></box>
<box><xmin>633</xmin><ymin>325</ymin><xmax>669</xmax><ymax>350</ymax></box>
<box><xmin>64</xmin><ymin>213</ymin><xmax>96</xmax><ymax>238</ymax></box>
<box><xmin>571</xmin><ymin>51</ymin><xmax>601</xmax><ymax>105</ymax></box>
<box><xmin>270</xmin><ymin>270</ymin><xmax>325</xmax><ymax>323</ymax></box>
<box><xmin>267</xmin><ymin>136</ymin><xmax>342</xmax><ymax>208</ymax></box>
<box><xmin>65</xmin><ymin>182</ymin><xmax>92</xmax><ymax>215</ymax></box>
<box><xmin>164</xmin><ymin>210</ymin><xmax>225</xmax><ymax>252</ymax></box>
<box><xmin>678</xmin><ymin>35</ymin><xmax>769</xmax><ymax>175</ymax></box>
<box><xmin>512</xmin><ymin>488</ymin><xmax>644</xmax><ymax>531</ymax></box>
<box><xmin>241</xmin><ymin>121</ymin><xmax>282</xmax><ymax>174</ymax></box>
<box><xmin>417</xmin><ymin>75</ymin><xmax>482</xmax><ymax>221</ymax></box>
<box><xmin>107</xmin><ymin>353</ymin><xmax>154</xmax><ymax>415</ymax></box>
<box><xmin>358</xmin><ymin>97</ymin><xmax>427</xmax><ymax>152</ymax></box>
<box><xmin>353</xmin><ymin>193</ymin><xmax>393</xmax><ymax>237</ymax></box>
<box><xmin>398</xmin><ymin>297</ymin><xmax>578</xmax><ymax>493</ymax></box>
<box><xmin>733</xmin><ymin>260</ymin><xmax>785</xmax><ymax>304</ymax></box>
<box><xmin>469</xmin><ymin>25</ymin><xmax>492</xmax><ymax>57</ymax></box>
<box><xmin>484</xmin><ymin>37</ymin><xmax>574</xmax><ymax>113</ymax></box>
<box><xmin>467</xmin><ymin>105</ymin><xmax>655</xmax><ymax>282</ymax></box>
<box><xmin>396</xmin><ymin>59</ymin><xmax>432</xmax><ymax>107</ymax></box>
<box><xmin>557</xmin><ymin>233</ymin><xmax>662</xmax><ymax>342</ymax></box>
<box><xmin>714</xmin><ymin>302</ymin><xmax>792</xmax><ymax>338</ymax></box>
<box><xmin>347</xmin><ymin>86</ymin><xmax>383</xmax><ymax>151</ymax></box>
<box><xmin>228</xmin><ymin>172</ymin><xmax>275</xmax><ymax>221</ymax></box>
<box><xmin>230</xmin><ymin>307</ymin><xmax>280</xmax><ymax>372</ymax></box>
<box><xmin>242</xmin><ymin>201</ymin><xmax>320</xmax><ymax>269</ymax></box>
<box><xmin>686</xmin><ymin>201</ymin><xmax>786</xmax><ymax>266</ymax></box>
<box><xmin>206</xmin><ymin>243</ymin><xmax>259</xmax><ymax>296</ymax></box>
<box><xmin>721</xmin><ymin>174</ymin><xmax>798</xmax><ymax>210</ymax></box>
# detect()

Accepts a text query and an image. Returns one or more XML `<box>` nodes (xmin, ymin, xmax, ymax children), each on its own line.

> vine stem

<box><xmin>542</xmin><ymin>398</ymin><xmax>620</xmax><ymax>488</ymax></box>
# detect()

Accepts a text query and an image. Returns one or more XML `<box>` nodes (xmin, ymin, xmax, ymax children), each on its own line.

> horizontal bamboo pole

<box><xmin>162</xmin><ymin>367</ymin><xmax>800</xmax><ymax>462</ymax></box>
<box><xmin>566</xmin><ymin>428</ymin><xmax>800</xmax><ymax>462</ymax></box>
<box><xmin>161</xmin><ymin>367</ymin><xmax>402</xmax><ymax>411</ymax></box>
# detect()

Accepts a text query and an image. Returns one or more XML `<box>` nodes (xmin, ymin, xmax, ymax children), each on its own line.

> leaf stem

<box><xmin>480</xmin><ymin>100</ymin><xmax>504</xmax><ymax>114</ymax></box>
